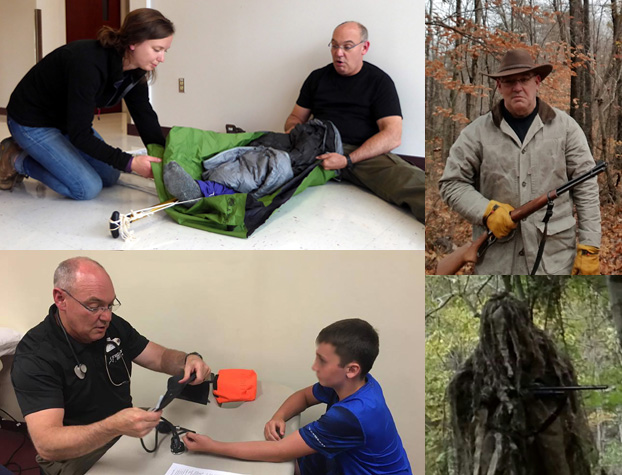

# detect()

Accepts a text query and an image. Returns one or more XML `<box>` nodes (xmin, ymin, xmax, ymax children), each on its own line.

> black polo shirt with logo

<box><xmin>11</xmin><ymin>305</ymin><xmax>149</xmax><ymax>426</ymax></box>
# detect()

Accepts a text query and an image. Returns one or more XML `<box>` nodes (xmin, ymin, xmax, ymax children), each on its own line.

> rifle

<box><xmin>436</xmin><ymin>161</ymin><xmax>607</xmax><ymax>275</ymax></box>
<box><xmin>527</xmin><ymin>384</ymin><xmax>608</xmax><ymax>396</ymax></box>
<box><xmin>521</xmin><ymin>384</ymin><xmax>608</xmax><ymax>436</ymax></box>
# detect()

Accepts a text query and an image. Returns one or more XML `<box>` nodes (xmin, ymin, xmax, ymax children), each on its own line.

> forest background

<box><xmin>425</xmin><ymin>276</ymin><xmax>622</xmax><ymax>473</ymax></box>
<box><xmin>425</xmin><ymin>0</ymin><xmax>622</xmax><ymax>274</ymax></box>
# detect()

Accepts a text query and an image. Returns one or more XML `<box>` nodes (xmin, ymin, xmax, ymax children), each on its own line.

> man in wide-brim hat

<box><xmin>438</xmin><ymin>47</ymin><xmax>601</xmax><ymax>275</ymax></box>
<box><xmin>483</xmin><ymin>49</ymin><xmax>553</xmax><ymax>118</ymax></box>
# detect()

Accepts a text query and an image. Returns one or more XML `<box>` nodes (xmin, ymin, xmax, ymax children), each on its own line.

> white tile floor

<box><xmin>0</xmin><ymin>114</ymin><xmax>424</xmax><ymax>250</ymax></box>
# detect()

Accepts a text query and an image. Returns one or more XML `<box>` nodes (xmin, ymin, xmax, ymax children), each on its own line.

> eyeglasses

<box><xmin>328</xmin><ymin>41</ymin><xmax>364</xmax><ymax>52</ymax></box>
<box><xmin>62</xmin><ymin>289</ymin><xmax>121</xmax><ymax>315</ymax></box>
<box><xmin>498</xmin><ymin>75</ymin><xmax>535</xmax><ymax>87</ymax></box>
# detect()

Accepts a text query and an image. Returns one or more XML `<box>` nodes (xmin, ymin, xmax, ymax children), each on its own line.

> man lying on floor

<box><xmin>163</xmin><ymin>119</ymin><xmax>342</xmax><ymax>203</ymax></box>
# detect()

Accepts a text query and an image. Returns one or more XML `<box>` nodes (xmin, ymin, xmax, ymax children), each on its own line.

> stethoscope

<box><xmin>104</xmin><ymin>338</ymin><xmax>131</xmax><ymax>387</ymax></box>
<box><xmin>55</xmin><ymin>312</ymin><xmax>131</xmax><ymax>385</ymax></box>
<box><xmin>55</xmin><ymin>311</ymin><xmax>88</xmax><ymax>380</ymax></box>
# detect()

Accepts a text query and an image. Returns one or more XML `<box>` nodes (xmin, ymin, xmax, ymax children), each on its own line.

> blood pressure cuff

<box><xmin>212</xmin><ymin>369</ymin><xmax>257</xmax><ymax>404</ymax></box>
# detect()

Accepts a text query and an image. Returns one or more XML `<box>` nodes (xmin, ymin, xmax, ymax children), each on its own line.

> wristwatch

<box><xmin>184</xmin><ymin>352</ymin><xmax>203</xmax><ymax>363</ymax></box>
<box><xmin>345</xmin><ymin>153</ymin><xmax>354</xmax><ymax>170</ymax></box>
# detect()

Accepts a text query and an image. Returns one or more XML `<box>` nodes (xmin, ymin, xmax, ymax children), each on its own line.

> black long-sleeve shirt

<box><xmin>7</xmin><ymin>40</ymin><xmax>165</xmax><ymax>171</ymax></box>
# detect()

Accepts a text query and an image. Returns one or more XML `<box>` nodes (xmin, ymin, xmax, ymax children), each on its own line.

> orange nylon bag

<box><xmin>213</xmin><ymin>369</ymin><xmax>257</xmax><ymax>404</ymax></box>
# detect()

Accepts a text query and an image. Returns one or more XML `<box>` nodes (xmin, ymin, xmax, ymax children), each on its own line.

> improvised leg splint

<box><xmin>152</xmin><ymin>121</ymin><xmax>340</xmax><ymax>238</ymax></box>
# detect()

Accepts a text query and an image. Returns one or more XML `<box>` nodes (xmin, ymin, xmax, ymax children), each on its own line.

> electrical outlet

<box><xmin>178</xmin><ymin>78</ymin><xmax>185</xmax><ymax>93</ymax></box>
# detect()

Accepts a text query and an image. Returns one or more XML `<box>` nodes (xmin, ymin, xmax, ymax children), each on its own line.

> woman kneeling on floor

<box><xmin>0</xmin><ymin>8</ymin><xmax>173</xmax><ymax>199</ymax></box>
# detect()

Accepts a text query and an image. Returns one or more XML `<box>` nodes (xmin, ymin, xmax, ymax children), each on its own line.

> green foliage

<box><xmin>599</xmin><ymin>439</ymin><xmax>622</xmax><ymax>475</ymax></box>
<box><xmin>426</xmin><ymin>296</ymin><xmax>480</xmax><ymax>473</ymax></box>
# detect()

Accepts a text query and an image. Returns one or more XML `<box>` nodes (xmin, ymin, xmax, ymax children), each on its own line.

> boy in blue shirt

<box><xmin>184</xmin><ymin>318</ymin><xmax>412</xmax><ymax>474</ymax></box>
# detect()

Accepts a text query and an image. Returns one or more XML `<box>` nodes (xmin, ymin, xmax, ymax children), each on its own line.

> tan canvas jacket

<box><xmin>439</xmin><ymin>99</ymin><xmax>601</xmax><ymax>275</ymax></box>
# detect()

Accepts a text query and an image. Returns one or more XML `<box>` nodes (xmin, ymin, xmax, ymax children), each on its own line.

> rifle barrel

<box><xmin>556</xmin><ymin>161</ymin><xmax>606</xmax><ymax>195</ymax></box>
<box><xmin>529</xmin><ymin>385</ymin><xmax>608</xmax><ymax>392</ymax></box>
<box><xmin>511</xmin><ymin>162</ymin><xmax>606</xmax><ymax>222</ymax></box>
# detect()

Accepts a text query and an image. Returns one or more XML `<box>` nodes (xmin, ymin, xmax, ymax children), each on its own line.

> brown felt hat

<box><xmin>484</xmin><ymin>49</ymin><xmax>553</xmax><ymax>80</ymax></box>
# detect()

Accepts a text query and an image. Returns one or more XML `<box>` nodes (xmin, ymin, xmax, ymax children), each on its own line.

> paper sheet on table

<box><xmin>164</xmin><ymin>463</ymin><xmax>248</xmax><ymax>475</ymax></box>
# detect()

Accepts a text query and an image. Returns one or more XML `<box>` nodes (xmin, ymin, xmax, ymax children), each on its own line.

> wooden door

<box><xmin>65</xmin><ymin>0</ymin><xmax>121</xmax><ymax>43</ymax></box>
<box><xmin>65</xmin><ymin>0</ymin><xmax>122</xmax><ymax>113</ymax></box>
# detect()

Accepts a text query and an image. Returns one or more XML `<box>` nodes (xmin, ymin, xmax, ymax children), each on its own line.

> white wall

<box><xmin>148</xmin><ymin>0</ymin><xmax>423</xmax><ymax>155</ymax></box>
<box><xmin>1</xmin><ymin>0</ymin><xmax>424</xmax><ymax>156</ymax></box>
<box><xmin>0</xmin><ymin>0</ymin><xmax>64</xmax><ymax>108</ymax></box>
<box><xmin>35</xmin><ymin>0</ymin><xmax>66</xmax><ymax>57</ymax></box>
<box><xmin>0</xmin><ymin>0</ymin><xmax>36</xmax><ymax>108</ymax></box>
<box><xmin>0</xmin><ymin>251</ymin><xmax>424</xmax><ymax>473</ymax></box>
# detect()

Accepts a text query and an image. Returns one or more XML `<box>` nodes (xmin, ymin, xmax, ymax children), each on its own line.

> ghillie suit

<box><xmin>448</xmin><ymin>294</ymin><xmax>596</xmax><ymax>475</ymax></box>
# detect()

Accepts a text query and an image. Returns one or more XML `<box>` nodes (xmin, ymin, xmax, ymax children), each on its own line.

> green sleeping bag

<box><xmin>150</xmin><ymin>126</ymin><xmax>336</xmax><ymax>238</ymax></box>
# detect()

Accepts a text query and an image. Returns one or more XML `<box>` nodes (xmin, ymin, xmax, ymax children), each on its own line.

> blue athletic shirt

<box><xmin>298</xmin><ymin>374</ymin><xmax>412</xmax><ymax>474</ymax></box>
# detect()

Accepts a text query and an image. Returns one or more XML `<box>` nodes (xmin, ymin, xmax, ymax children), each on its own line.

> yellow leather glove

<box><xmin>571</xmin><ymin>244</ymin><xmax>600</xmax><ymax>275</ymax></box>
<box><xmin>483</xmin><ymin>200</ymin><xmax>517</xmax><ymax>239</ymax></box>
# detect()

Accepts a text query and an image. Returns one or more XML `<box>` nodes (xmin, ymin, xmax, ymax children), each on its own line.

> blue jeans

<box><xmin>8</xmin><ymin>116</ymin><xmax>120</xmax><ymax>200</ymax></box>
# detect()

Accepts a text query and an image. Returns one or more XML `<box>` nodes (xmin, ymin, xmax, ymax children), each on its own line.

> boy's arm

<box><xmin>265</xmin><ymin>385</ymin><xmax>319</xmax><ymax>441</ymax></box>
<box><xmin>183</xmin><ymin>429</ymin><xmax>316</xmax><ymax>462</ymax></box>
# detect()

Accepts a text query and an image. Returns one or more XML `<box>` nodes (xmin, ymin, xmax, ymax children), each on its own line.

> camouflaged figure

<box><xmin>448</xmin><ymin>294</ymin><xmax>596</xmax><ymax>475</ymax></box>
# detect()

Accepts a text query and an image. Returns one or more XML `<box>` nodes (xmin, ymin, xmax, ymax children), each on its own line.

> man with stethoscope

<box><xmin>10</xmin><ymin>256</ymin><xmax>211</xmax><ymax>475</ymax></box>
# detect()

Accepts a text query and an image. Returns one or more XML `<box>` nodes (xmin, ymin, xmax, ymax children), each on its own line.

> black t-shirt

<box><xmin>296</xmin><ymin>62</ymin><xmax>402</xmax><ymax>146</ymax></box>
<box><xmin>501</xmin><ymin>98</ymin><xmax>539</xmax><ymax>143</ymax></box>
<box><xmin>11</xmin><ymin>305</ymin><xmax>149</xmax><ymax>426</ymax></box>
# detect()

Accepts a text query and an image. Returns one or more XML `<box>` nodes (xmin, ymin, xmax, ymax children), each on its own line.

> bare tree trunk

<box><xmin>513</xmin><ymin>276</ymin><xmax>526</xmax><ymax>301</ymax></box>
<box><xmin>596</xmin><ymin>98</ymin><xmax>620</xmax><ymax>203</ymax></box>
<box><xmin>528</xmin><ymin>0</ymin><xmax>536</xmax><ymax>45</ymax></box>
<box><xmin>466</xmin><ymin>0</ymin><xmax>483</xmax><ymax>121</ymax></box>
<box><xmin>582</xmin><ymin>0</ymin><xmax>593</xmax><ymax>149</ymax></box>
<box><xmin>597</xmin><ymin>418</ymin><xmax>602</xmax><ymax>453</ymax></box>
<box><xmin>425</xmin><ymin>0</ymin><xmax>435</xmax><ymax>159</ymax></box>
<box><xmin>553</xmin><ymin>0</ymin><xmax>568</xmax><ymax>44</ymax></box>
<box><xmin>607</xmin><ymin>276</ymin><xmax>622</xmax><ymax>350</ymax></box>
<box><xmin>569</xmin><ymin>0</ymin><xmax>579</xmax><ymax>120</ymax></box>
<box><xmin>502</xmin><ymin>275</ymin><xmax>513</xmax><ymax>293</ymax></box>
<box><xmin>612</xmin><ymin>0</ymin><xmax>622</xmax><ymax>148</ymax></box>
<box><xmin>569</xmin><ymin>0</ymin><xmax>593</xmax><ymax>146</ymax></box>
<box><xmin>569</xmin><ymin>0</ymin><xmax>591</xmax><ymax>136</ymax></box>
<box><xmin>448</xmin><ymin>0</ymin><xmax>463</xmax><ymax>148</ymax></box>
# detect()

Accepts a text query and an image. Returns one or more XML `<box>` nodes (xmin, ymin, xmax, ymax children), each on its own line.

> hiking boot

<box><xmin>0</xmin><ymin>137</ymin><xmax>25</xmax><ymax>191</ymax></box>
